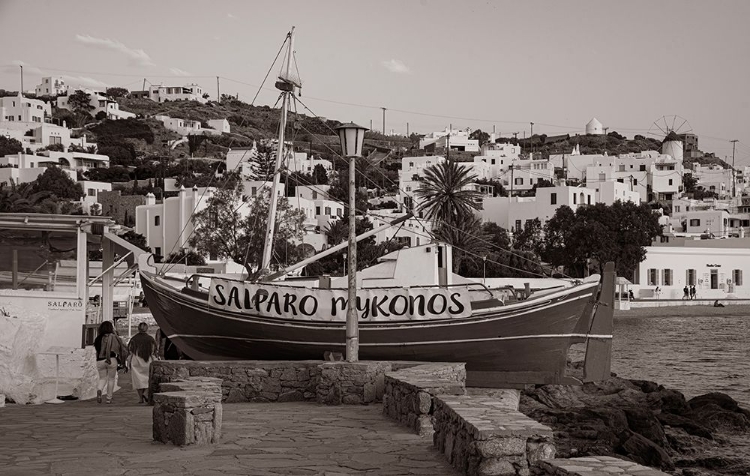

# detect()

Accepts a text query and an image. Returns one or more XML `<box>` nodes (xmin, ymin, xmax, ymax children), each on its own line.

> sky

<box><xmin>1</xmin><ymin>0</ymin><xmax>748</xmax><ymax>164</ymax></box>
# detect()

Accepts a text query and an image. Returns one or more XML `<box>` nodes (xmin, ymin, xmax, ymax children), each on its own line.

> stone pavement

<box><xmin>0</xmin><ymin>380</ymin><xmax>457</xmax><ymax>476</ymax></box>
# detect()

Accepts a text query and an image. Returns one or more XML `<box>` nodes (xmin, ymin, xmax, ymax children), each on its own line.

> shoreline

<box><xmin>615</xmin><ymin>303</ymin><xmax>750</xmax><ymax>318</ymax></box>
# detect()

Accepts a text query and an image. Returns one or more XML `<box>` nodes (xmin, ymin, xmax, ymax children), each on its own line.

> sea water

<box><xmin>613</xmin><ymin>314</ymin><xmax>750</xmax><ymax>408</ymax></box>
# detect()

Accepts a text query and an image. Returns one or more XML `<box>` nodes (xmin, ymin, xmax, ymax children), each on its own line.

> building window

<box><xmin>669</xmin><ymin>179</ymin><xmax>673</xmax><ymax>186</ymax></box>
<box><xmin>587</xmin><ymin>195</ymin><xmax>591</xmax><ymax>205</ymax></box>
<box><xmin>734</xmin><ymin>269</ymin><xmax>743</xmax><ymax>286</ymax></box>
<box><xmin>87</xmin><ymin>188</ymin><xmax>95</xmax><ymax>197</ymax></box>
<box><xmin>154</xmin><ymin>216</ymin><xmax>160</xmax><ymax>226</ymax></box>
<box><xmin>324</xmin><ymin>206</ymin><xmax>331</xmax><ymax>216</ymax></box>
<box><xmin>686</xmin><ymin>269</ymin><xmax>696</xmax><ymax>286</ymax></box>
<box><xmin>648</xmin><ymin>269</ymin><xmax>658</xmax><ymax>286</ymax></box>
<box><xmin>515</xmin><ymin>219</ymin><xmax>522</xmax><ymax>232</ymax></box>
<box><xmin>315</xmin><ymin>206</ymin><xmax>321</xmax><ymax>215</ymax></box>
<box><xmin>337</xmin><ymin>208</ymin><xmax>342</xmax><ymax>217</ymax></box>
<box><xmin>573</xmin><ymin>194</ymin><xmax>577</xmax><ymax>204</ymax></box>
<box><xmin>550</xmin><ymin>193</ymin><xmax>557</xmax><ymax>205</ymax></box>
<box><xmin>689</xmin><ymin>219</ymin><xmax>700</xmax><ymax>227</ymax></box>
<box><xmin>662</xmin><ymin>269</ymin><xmax>673</xmax><ymax>286</ymax></box>
<box><xmin>155</xmin><ymin>247</ymin><xmax>162</xmax><ymax>257</ymax></box>
<box><xmin>312</xmin><ymin>191</ymin><xmax>318</xmax><ymax>199</ymax></box>
<box><xmin>514</xmin><ymin>178</ymin><xmax>523</xmax><ymax>185</ymax></box>
<box><xmin>640</xmin><ymin>165</ymin><xmax>646</xmax><ymax>171</ymax></box>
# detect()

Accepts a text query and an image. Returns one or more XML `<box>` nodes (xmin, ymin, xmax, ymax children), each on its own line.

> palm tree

<box><xmin>0</xmin><ymin>182</ymin><xmax>54</xmax><ymax>213</ymax></box>
<box><xmin>415</xmin><ymin>160</ymin><xmax>482</xmax><ymax>223</ymax></box>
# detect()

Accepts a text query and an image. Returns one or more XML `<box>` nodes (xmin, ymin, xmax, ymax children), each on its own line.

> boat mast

<box><xmin>260</xmin><ymin>27</ymin><xmax>296</xmax><ymax>274</ymax></box>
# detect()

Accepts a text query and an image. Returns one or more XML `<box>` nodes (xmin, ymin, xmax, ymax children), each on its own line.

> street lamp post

<box><xmin>336</xmin><ymin>122</ymin><xmax>368</xmax><ymax>362</ymax></box>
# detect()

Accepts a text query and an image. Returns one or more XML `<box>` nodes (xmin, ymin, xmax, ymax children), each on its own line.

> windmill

<box><xmin>648</xmin><ymin>115</ymin><xmax>693</xmax><ymax>162</ymax></box>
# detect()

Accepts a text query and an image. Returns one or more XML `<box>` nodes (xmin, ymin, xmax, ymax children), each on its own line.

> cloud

<box><xmin>170</xmin><ymin>67</ymin><xmax>193</xmax><ymax>77</ymax></box>
<box><xmin>227</xmin><ymin>13</ymin><xmax>239</xmax><ymax>19</ymax></box>
<box><xmin>5</xmin><ymin>60</ymin><xmax>44</xmax><ymax>75</ymax></box>
<box><xmin>63</xmin><ymin>75</ymin><xmax>109</xmax><ymax>89</ymax></box>
<box><xmin>381</xmin><ymin>59</ymin><xmax>411</xmax><ymax>74</ymax></box>
<box><xmin>75</xmin><ymin>34</ymin><xmax>154</xmax><ymax>66</ymax></box>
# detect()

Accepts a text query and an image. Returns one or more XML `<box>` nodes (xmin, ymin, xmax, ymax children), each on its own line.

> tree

<box><xmin>513</xmin><ymin>218</ymin><xmax>543</xmax><ymax>255</ymax></box>
<box><xmin>432</xmin><ymin>214</ymin><xmax>490</xmax><ymax>273</ymax></box>
<box><xmin>469</xmin><ymin>129</ymin><xmax>491</xmax><ymax>147</ymax></box>
<box><xmin>416</xmin><ymin>160</ymin><xmax>482</xmax><ymax>223</ymax></box>
<box><xmin>541</xmin><ymin>202</ymin><xmax>661</xmax><ymax>278</ymax></box>
<box><xmin>312</xmin><ymin>164</ymin><xmax>329</xmax><ymax>185</ymax></box>
<box><xmin>120</xmin><ymin>230</ymin><xmax>150</xmax><ymax>252</ymax></box>
<box><xmin>0</xmin><ymin>182</ymin><xmax>54</xmax><ymax>213</ymax></box>
<box><xmin>67</xmin><ymin>90</ymin><xmax>95</xmax><ymax>127</ymax></box>
<box><xmin>246</xmin><ymin>143</ymin><xmax>276</xmax><ymax>180</ymax></box>
<box><xmin>189</xmin><ymin>186</ymin><xmax>305</xmax><ymax>276</ymax></box>
<box><xmin>683</xmin><ymin>173</ymin><xmax>697</xmax><ymax>194</ymax></box>
<box><xmin>0</xmin><ymin>136</ymin><xmax>23</xmax><ymax>157</ymax></box>
<box><xmin>105</xmin><ymin>87</ymin><xmax>129</xmax><ymax>98</ymax></box>
<box><xmin>165</xmin><ymin>249</ymin><xmax>206</xmax><ymax>266</ymax></box>
<box><xmin>30</xmin><ymin>167</ymin><xmax>84</xmax><ymax>200</ymax></box>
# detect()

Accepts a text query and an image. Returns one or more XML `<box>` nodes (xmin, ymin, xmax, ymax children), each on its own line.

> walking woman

<box><xmin>127</xmin><ymin>322</ymin><xmax>157</xmax><ymax>403</ymax></box>
<box><xmin>94</xmin><ymin>321</ymin><xmax>128</xmax><ymax>404</ymax></box>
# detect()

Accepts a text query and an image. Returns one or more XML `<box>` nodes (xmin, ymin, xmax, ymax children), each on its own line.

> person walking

<box><xmin>127</xmin><ymin>322</ymin><xmax>158</xmax><ymax>404</ymax></box>
<box><xmin>94</xmin><ymin>321</ymin><xmax>128</xmax><ymax>404</ymax></box>
<box><xmin>690</xmin><ymin>285</ymin><xmax>696</xmax><ymax>300</ymax></box>
<box><xmin>682</xmin><ymin>286</ymin><xmax>689</xmax><ymax>300</ymax></box>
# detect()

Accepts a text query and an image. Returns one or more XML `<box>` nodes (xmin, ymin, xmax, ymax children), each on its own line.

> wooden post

<box><xmin>12</xmin><ymin>249</ymin><xmax>18</xmax><ymax>290</ymax></box>
<box><xmin>346</xmin><ymin>155</ymin><xmax>359</xmax><ymax>362</ymax></box>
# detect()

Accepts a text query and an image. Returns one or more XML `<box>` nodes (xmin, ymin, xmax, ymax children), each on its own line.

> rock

<box><xmin>657</xmin><ymin>413</ymin><xmax>713</xmax><ymax>440</ymax></box>
<box><xmin>617</xmin><ymin>431</ymin><xmax>674</xmax><ymax>471</ymax></box>
<box><xmin>624</xmin><ymin>407</ymin><xmax>667</xmax><ymax>446</ymax></box>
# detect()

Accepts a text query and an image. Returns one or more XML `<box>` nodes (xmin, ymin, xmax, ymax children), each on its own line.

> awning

<box><xmin>103</xmin><ymin>232</ymin><xmax>149</xmax><ymax>268</ymax></box>
<box><xmin>615</xmin><ymin>277</ymin><xmax>632</xmax><ymax>286</ymax></box>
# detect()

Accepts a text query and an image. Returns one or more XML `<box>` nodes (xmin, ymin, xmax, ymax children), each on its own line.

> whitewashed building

<box><xmin>633</xmin><ymin>237</ymin><xmax>750</xmax><ymax>299</ymax></box>
<box><xmin>148</xmin><ymin>84</ymin><xmax>207</xmax><ymax>104</ymax></box>
<box><xmin>35</xmin><ymin>77</ymin><xmax>68</xmax><ymax>97</ymax></box>
<box><xmin>56</xmin><ymin>89</ymin><xmax>135</xmax><ymax>120</ymax></box>
<box><xmin>0</xmin><ymin>94</ymin><xmax>51</xmax><ymax>123</ymax></box>
<box><xmin>419</xmin><ymin>127</ymin><xmax>479</xmax><ymax>152</ymax></box>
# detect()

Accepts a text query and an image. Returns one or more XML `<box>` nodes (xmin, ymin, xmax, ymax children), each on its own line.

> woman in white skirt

<box><xmin>127</xmin><ymin>322</ymin><xmax>158</xmax><ymax>403</ymax></box>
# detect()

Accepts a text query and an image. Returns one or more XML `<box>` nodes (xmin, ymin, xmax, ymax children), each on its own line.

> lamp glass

<box><xmin>336</xmin><ymin>123</ymin><xmax>368</xmax><ymax>157</ymax></box>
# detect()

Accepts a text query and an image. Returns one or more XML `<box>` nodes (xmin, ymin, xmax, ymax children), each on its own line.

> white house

<box><xmin>45</xmin><ymin>150</ymin><xmax>109</xmax><ymax>171</ymax></box>
<box><xmin>419</xmin><ymin>127</ymin><xmax>479</xmax><ymax>152</ymax></box>
<box><xmin>56</xmin><ymin>89</ymin><xmax>135</xmax><ymax>120</ymax></box>
<box><xmin>690</xmin><ymin>163</ymin><xmax>734</xmax><ymax>198</ymax></box>
<box><xmin>287</xmin><ymin>151</ymin><xmax>333</xmax><ymax>174</ymax></box>
<box><xmin>0</xmin><ymin>93</ymin><xmax>51</xmax><ymax>124</ymax></box>
<box><xmin>480</xmin><ymin>185</ymin><xmax>598</xmax><ymax>232</ymax></box>
<box><xmin>0</xmin><ymin>152</ymin><xmax>78</xmax><ymax>185</ymax></box>
<box><xmin>35</xmin><ymin>77</ymin><xmax>68</xmax><ymax>97</ymax></box>
<box><xmin>632</xmin><ymin>237</ymin><xmax>750</xmax><ymax>299</ymax></box>
<box><xmin>155</xmin><ymin>115</ymin><xmax>203</xmax><ymax>136</ymax></box>
<box><xmin>148</xmin><ymin>84</ymin><xmax>207</xmax><ymax>104</ymax></box>
<box><xmin>207</xmin><ymin>119</ymin><xmax>230</xmax><ymax>134</ymax></box>
<box><xmin>79</xmin><ymin>180</ymin><xmax>112</xmax><ymax>211</ymax></box>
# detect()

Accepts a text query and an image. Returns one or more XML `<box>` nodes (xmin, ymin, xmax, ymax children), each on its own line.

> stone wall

<box><xmin>382</xmin><ymin>363</ymin><xmax>467</xmax><ymax>437</ymax></box>
<box><xmin>532</xmin><ymin>456</ymin><xmax>668</xmax><ymax>476</ymax></box>
<box><xmin>152</xmin><ymin>377</ymin><xmax>222</xmax><ymax>446</ymax></box>
<box><xmin>99</xmin><ymin>190</ymin><xmax>145</xmax><ymax>226</ymax></box>
<box><xmin>150</xmin><ymin>360</ymin><xmax>430</xmax><ymax>405</ymax></box>
<box><xmin>150</xmin><ymin>361</ymin><xmax>322</xmax><ymax>404</ymax></box>
<box><xmin>433</xmin><ymin>395</ymin><xmax>555</xmax><ymax>476</ymax></box>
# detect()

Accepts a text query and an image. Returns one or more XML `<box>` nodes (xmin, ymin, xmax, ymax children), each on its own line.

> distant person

<box><xmin>127</xmin><ymin>322</ymin><xmax>158</xmax><ymax>404</ymax></box>
<box><xmin>628</xmin><ymin>289</ymin><xmax>635</xmax><ymax>300</ymax></box>
<box><xmin>690</xmin><ymin>285</ymin><xmax>696</xmax><ymax>300</ymax></box>
<box><xmin>94</xmin><ymin>321</ymin><xmax>128</xmax><ymax>404</ymax></box>
<box><xmin>714</xmin><ymin>300</ymin><xmax>724</xmax><ymax>308</ymax></box>
<box><xmin>682</xmin><ymin>286</ymin><xmax>689</xmax><ymax>300</ymax></box>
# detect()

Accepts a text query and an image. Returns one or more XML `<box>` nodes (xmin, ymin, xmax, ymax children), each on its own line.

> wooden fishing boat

<box><xmin>139</xmin><ymin>28</ymin><xmax>615</xmax><ymax>386</ymax></box>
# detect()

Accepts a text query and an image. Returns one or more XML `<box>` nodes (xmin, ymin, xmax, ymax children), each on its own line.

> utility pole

<box><xmin>370</xmin><ymin>119</ymin><xmax>372</xmax><ymax>131</ymax></box>
<box><xmin>731</xmin><ymin>139</ymin><xmax>738</xmax><ymax>197</ymax></box>
<box><xmin>407</xmin><ymin>122</ymin><xmax>409</xmax><ymax>137</ymax></box>
<box><xmin>216</xmin><ymin>76</ymin><xmax>220</xmax><ymax>102</ymax></box>
<box><xmin>510</xmin><ymin>164</ymin><xmax>515</xmax><ymax>197</ymax></box>
<box><xmin>19</xmin><ymin>65</ymin><xmax>23</xmax><ymax>96</ymax></box>
<box><xmin>512</xmin><ymin>132</ymin><xmax>518</xmax><ymax>141</ymax></box>
<box><xmin>381</xmin><ymin>107</ymin><xmax>386</xmax><ymax>135</ymax></box>
<box><xmin>447</xmin><ymin>124</ymin><xmax>451</xmax><ymax>162</ymax></box>
<box><xmin>530</xmin><ymin>122</ymin><xmax>534</xmax><ymax>155</ymax></box>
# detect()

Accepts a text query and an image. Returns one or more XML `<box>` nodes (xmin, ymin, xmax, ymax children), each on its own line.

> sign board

<box><xmin>208</xmin><ymin>279</ymin><xmax>472</xmax><ymax>321</ymax></box>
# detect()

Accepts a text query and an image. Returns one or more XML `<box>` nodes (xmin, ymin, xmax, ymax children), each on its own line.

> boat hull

<box><xmin>141</xmin><ymin>271</ymin><xmax>613</xmax><ymax>386</ymax></box>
